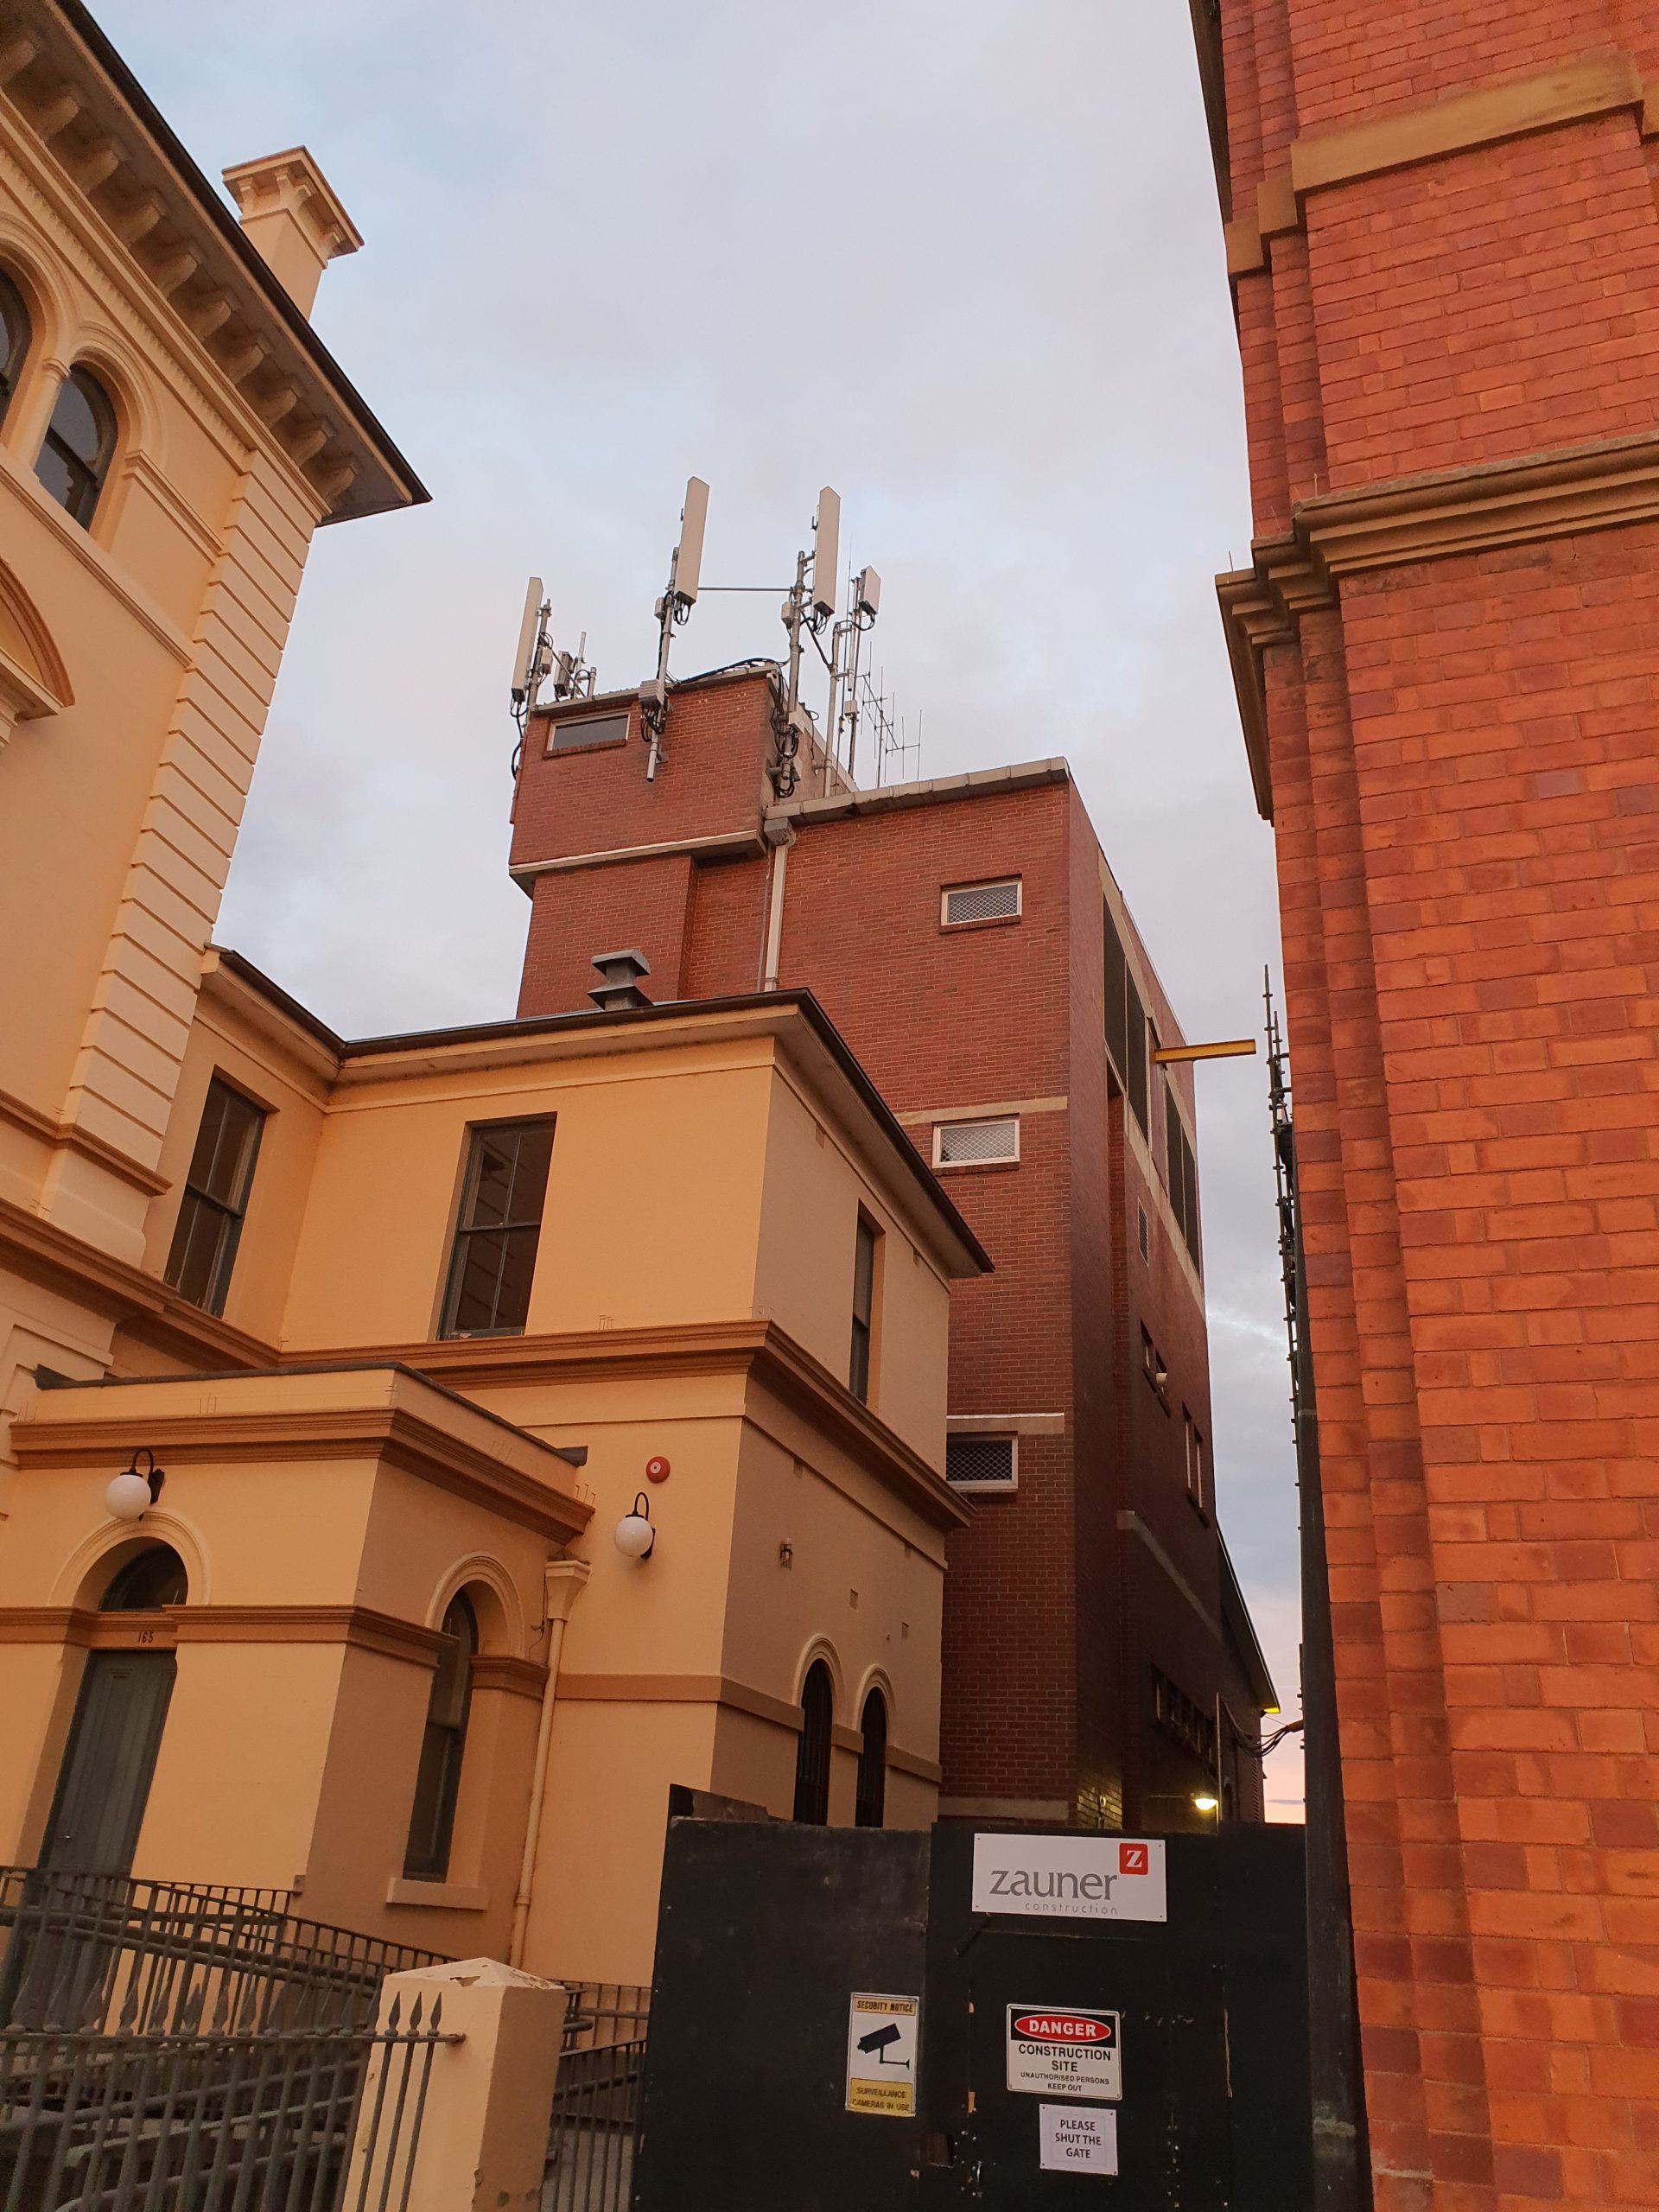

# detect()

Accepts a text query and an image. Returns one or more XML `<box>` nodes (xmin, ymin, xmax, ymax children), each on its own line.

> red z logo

<box><xmin>1118</xmin><ymin>1844</ymin><xmax>1147</xmax><ymax>1876</ymax></box>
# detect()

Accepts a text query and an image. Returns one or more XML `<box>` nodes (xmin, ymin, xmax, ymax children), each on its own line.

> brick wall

<box><xmin>513</xmin><ymin>690</ymin><xmax>1262</xmax><ymax>1825</ymax></box>
<box><xmin>1213</xmin><ymin>0</ymin><xmax>1659</xmax><ymax>2200</ymax></box>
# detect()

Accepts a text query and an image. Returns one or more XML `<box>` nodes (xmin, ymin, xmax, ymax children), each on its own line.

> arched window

<box><xmin>402</xmin><ymin>1592</ymin><xmax>476</xmax><ymax>1881</ymax></box>
<box><xmin>0</xmin><ymin>270</ymin><xmax>29</xmax><ymax>428</ymax></box>
<box><xmin>792</xmin><ymin>1660</ymin><xmax>834</xmax><ymax>1825</ymax></box>
<box><xmin>855</xmin><ymin>1689</ymin><xmax>887</xmax><ymax>1829</ymax></box>
<box><xmin>35</xmin><ymin>365</ymin><xmax>115</xmax><ymax>527</ymax></box>
<box><xmin>99</xmin><ymin>1544</ymin><xmax>188</xmax><ymax>1611</ymax></box>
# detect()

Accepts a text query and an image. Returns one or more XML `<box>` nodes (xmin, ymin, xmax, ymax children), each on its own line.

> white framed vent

<box><xmin>946</xmin><ymin>1435</ymin><xmax>1017</xmax><ymax>1491</ymax></box>
<box><xmin>546</xmin><ymin>712</ymin><xmax>628</xmax><ymax>754</ymax></box>
<box><xmin>941</xmin><ymin>878</ymin><xmax>1021</xmax><ymax>927</ymax></box>
<box><xmin>934</xmin><ymin>1117</ymin><xmax>1020</xmax><ymax>1167</ymax></box>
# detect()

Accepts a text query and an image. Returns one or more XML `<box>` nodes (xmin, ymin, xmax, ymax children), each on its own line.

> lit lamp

<box><xmin>613</xmin><ymin>1492</ymin><xmax>656</xmax><ymax>1561</ymax></box>
<box><xmin>1192</xmin><ymin>1792</ymin><xmax>1219</xmax><ymax>1819</ymax></box>
<box><xmin>105</xmin><ymin>1447</ymin><xmax>163</xmax><ymax>1522</ymax></box>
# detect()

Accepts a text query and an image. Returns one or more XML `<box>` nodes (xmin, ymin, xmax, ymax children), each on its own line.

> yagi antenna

<box><xmin>640</xmin><ymin>475</ymin><xmax>710</xmax><ymax>780</ymax></box>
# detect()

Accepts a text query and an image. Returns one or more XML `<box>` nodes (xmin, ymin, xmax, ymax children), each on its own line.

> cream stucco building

<box><xmin>0</xmin><ymin>0</ymin><xmax>985</xmax><ymax>1986</ymax></box>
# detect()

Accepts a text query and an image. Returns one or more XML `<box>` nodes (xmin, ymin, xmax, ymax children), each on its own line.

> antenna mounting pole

<box><xmin>642</xmin><ymin>476</ymin><xmax>709</xmax><ymax>780</ymax></box>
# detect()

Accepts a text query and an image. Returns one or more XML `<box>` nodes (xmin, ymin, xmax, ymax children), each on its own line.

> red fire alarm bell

<box><xmin>645</xmin><ymin>1456</ymin><xmax>671</xmax><ymax>1484</ymax></box>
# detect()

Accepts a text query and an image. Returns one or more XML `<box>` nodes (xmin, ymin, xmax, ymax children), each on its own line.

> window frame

<box><xmin>163</xmin><ymin>1076</ymin><xmax>266</xmax><ymax>1319</ymax></box>
<box><xmin>855</xmin><ymin>1688</ymin><xmax>888</xmax><ymax>1828</ymax></box>
<box><xmin>931</xmin><ymin>1116</ymin><xmax>1020</xmax><ymax>1169</ymax></box>
<box><xmin>944</xmin><ymin>1433</ymin><xmax>1019</xmax><ymax>1494</ymax></box>
<box><xmin>849</xmin><ymin>1214</ymin><xmax>880</xmax><ymax>1404</ymax></box>
<box><xmin>0</xmin><ymin>268</ymin><xmax>31</xmax><ymax>429</ymax></box>
<box><xmin>543</xmin><ymin>710</ymin><xmax>630</xmax><ymax>756</ymax></box>
<box><xmin>1184</xmin><ymin>1409</ymin><xmax>1207</xmax><ymax>1511</ymax></box>
<box><xmin>792</xmin><ymin>1660</ymin><xmax>835</xmax><ymax>1825</ymax></box>
<box><xmin>402</xmin><ymin>1592</ymin><xmax>477</xmax><ymax>1882</ymax></box>
<box><xmin>35</xmin><ymin>363</ymin><xmax>117</xmax><ymax>528</ymax></box>
<box><xmin>940</xmin><ymin>877</ymin><xmax>1022</xmax><ymax>928</ymax></box>
<box><xmin>438</xmin><ymin>1117</ymin><xmax>556</xmax><ymax>1341</ymax></box>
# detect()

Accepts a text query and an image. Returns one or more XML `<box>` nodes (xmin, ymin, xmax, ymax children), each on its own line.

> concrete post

<box><xmin>346</xmin><ymin>1957</ymin><xmax>568</xmax><ymax>2212</ymax></box>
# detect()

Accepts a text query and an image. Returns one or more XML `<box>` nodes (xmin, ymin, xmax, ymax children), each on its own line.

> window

<box><xmin>855</xmin><ymin>1689</ymin><xmax>888</xmax><ymax>1828</ymax></box>
<box><xmin>35</xmin><ymin>365</ymin><xmax>115</xmax><ymax>527</ymax></box>
<box><xmin>0</xmin><ymin>270</ymin><xmax>29</xmax><ymax>427</ymax></box>
<box><xmin>1103</xmin><ymin>900</ymin><xmax>1148</xmax><ymax>1134</ymax></box>
<box><xmin>1184</xmin><ymin>1411</ymin><xmax>1206</xmax><ymax>1510</ymax></box>
<box><xmin>942</xmin><ymin>878</ymin><xmax>1020</xmax><ymax>927</ymax></box>
<box><xmin>849</xmin><ymin>1216</ymin><xmax>879</xmax><ymax>1403</ymax></box>
<box><xmin>100</xmin><ymin>1545</ymin><xmax>188</xmax><ymax>1611</ymax></box>
<box><xmin>164</xmin><ymin>1077</ymin><xmax>265</xmax><ymax>1318</ymax></box>
<box><xmin>1137</xmin><ymin>1203</ymin><xmax>1149</xmax><ymax>1264</ymax></box>
<box><xmin>945</xmin><ymin>1435</ymin><xmax>1017</xmax><ymax>1491</ymax></box>
<box><xmin>933</xmin><ymin>1117</ymin><xmax>1019</xmax><ymax>1167</ymax></box>
<box><xmin>545</xmin><ymin>712</ymin><xmax>628</xmax><ymax>754</ymax></box>
<box><xmin>440</xmin><ymin>1119</ymin><xmax>555</xmax><ymax>1338</ymax></box>
<box><xmin>1153</xmin><ymin>1667</ymin><xmax>1217</xmax><ymax>1772</ymax></box>
<box><xmin>1141</xmin><ymin>1326</ymin><xmax>1168</xmax><ymax>1403</ymax></box>
<box><xmin>403</xmin><ymin>1592</ymin><xmax>476</xmax><ymax>1880</ymax></box>
<box><xmin>1165</xmin><ymin>1081</ymin><xmax>1202</xmax><ymax>1270</ymax></box>
<box><xmin>792</xmin><ymin>1660</ymin><xmax>834</xmax><ymax>1824</ymax></box>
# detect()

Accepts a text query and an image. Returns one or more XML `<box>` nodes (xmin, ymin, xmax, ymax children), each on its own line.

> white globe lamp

<box><xmin>613</xmin><ymin>1491</ymin><xmax>656</xmax><ymax>1561</ymax></box>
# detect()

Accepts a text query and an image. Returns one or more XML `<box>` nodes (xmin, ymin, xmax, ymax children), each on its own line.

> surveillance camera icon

<box><xmin>856</xmin><ymin>2023</ymin><xmax>910</xmax><ymax>2069</ymax></box>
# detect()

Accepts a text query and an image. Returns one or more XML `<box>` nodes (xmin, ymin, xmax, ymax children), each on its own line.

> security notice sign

<box><xmin>845</xmin><ymin>1992</ymin><xmax>919</xmax><ymax>2117</ymax></box>
<box><xmin>1006</xmin><ymin>2006</ymin><xmax>1121</xmax><ymax>2101</ymax></box>
<box><xmin>972</xmin><ymin>1834</ymin><xmax>1167</xmax><ymax>1923</ymax></box>
<box><xmin>1039</xmin><ymin>2104</ymin><xmax>1119</xmax><ymax>2175</ymax></box>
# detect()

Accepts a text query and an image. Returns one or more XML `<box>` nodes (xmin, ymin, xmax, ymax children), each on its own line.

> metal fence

<box><xmin>0</xmin><ymin>1991</ymin><xmax>454</xmax><ymax>2212</ymax></box>
<box><xmin>0</xmin><ymin>1868</ymin><xmax>440</xmax><ymax>2037</ymax></box>
<box><xmin>543</xmin><ymin>1985</ymin><xmax>648</xmax><ymax>2212</ymax></box>
<box><xmin>0</xmin><ymin>1872</ymin><xmax>454</xmax><ymax>2212</ymax></box>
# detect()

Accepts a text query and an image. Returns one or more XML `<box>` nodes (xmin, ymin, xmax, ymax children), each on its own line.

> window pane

<box><xmin>853</xmin><ymin>1219</ymin><xmax>876</xmax><ymax>1325</ymax></box>
<box><xmin>52</xmin><ymin>371</ymin><xmax>105</xmax><ymax>467</ymax></box>
<box><xmin>466</xmin><ymin>1132</ymin><xmax>519</xmax><ymax>1230</ymax></box>
<box><xmin>442</xmin><ymin>1123</ymin><xmax>553</xmax><ymax>1338</ymax></box>
<box><xmin>505</xmin><ymin>1122</ymin><xmax>553</xmax><ymax>1221</ymax></box>
<box><xmin>0</xmin><ymin>271</ymin><xmax>29</xmax><ymax>412</ymax></box>
<box><xmin>1125</xmin><ymin>970</ymin><xmax>1147</xmax><ymax>1133</ymax></box>
<box><xmin>792</xmin><ymin>1664</ymin><xmax>833</xmax><ymax>1824</ymax></box>
<box><xmin>1103</xmin><ymin>904</ymin><xmax>1127</xmax><ymax>1077</ymax></box>
<box><xmin>197</xmin><ymin>1084</ymin><xmax>261</xmax><ymax>1206</ymax></box>
<box><xmin>166</xmin><ymin>1193</ymin><xmax>228</xmax><ymax>1311</ymax></box>
<box><xmin>855</xmin><ymin>1692</ymin><xmax>887</xmax><ymax>1828</ymax></box>
<box><xmin>448</xmin><ymin>1227</ymin><xmax>510</xmax><ymax>1334</ymax></box>
<box><xmin>34</xmin><ymin>438</ymin><xmax>86</xmax><ymax>515</ymax></box>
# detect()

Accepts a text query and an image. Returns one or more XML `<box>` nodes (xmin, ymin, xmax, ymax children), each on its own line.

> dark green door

<box><xmin>41</xmin><ymin>1649</ymin><xmax>176</xmax><ymax>1874</ymax></box>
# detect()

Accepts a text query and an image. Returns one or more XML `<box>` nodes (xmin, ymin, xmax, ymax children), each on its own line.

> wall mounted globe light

<box><xmin>613</xmin><ymin>1491</ymin><xmax>655</xmax><ymax>1561</ymax></box>
<box><xmin>105</xmin><ymin>1446</ymin><xmax>164</xmax><ymax>1522</ymax></box>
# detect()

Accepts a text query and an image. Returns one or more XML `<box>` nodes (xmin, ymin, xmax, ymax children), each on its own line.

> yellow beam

<box><xmin>1152</xmin><ymin>1038</ymin><xmax>1257</xmax><ymax>1065</ymax></box>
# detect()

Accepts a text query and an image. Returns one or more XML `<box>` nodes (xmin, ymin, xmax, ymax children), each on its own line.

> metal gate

<box><xmin>543</xmin><ymin>1983</ymin><xmax>648</xmax><ymax>2212</ymax></box>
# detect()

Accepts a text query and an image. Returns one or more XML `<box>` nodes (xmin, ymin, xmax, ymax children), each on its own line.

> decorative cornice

<box><xmin>556</xmin><ymin>1669</ymin><xmax>939</xmax><ymax>1779</ymax></box>
<box><xmin>0</xmin><ymin>1599</ymin><xmax>446</xmax><ymax>1665</ymax></box>
<box><xmin>12</xmin><ymin>1398</ymin><xmax>592</xmax><ymax>1541</ymax></box>
<box><xmin>1217</xmin><ymin>429</ymin><xmax>1659</xmax><ymax>820</ymax></box>
<box><xmin>470</xmin><ymin>1652</ymin><xmax>549</xmax><ymax>1700</ymax></box>
<box><xmin>1225</xmin><ymin>50</ymin><xmax>1651</xmax><ymax>275</ymax></box>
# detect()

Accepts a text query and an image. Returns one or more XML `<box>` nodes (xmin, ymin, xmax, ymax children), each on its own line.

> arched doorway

<box><xmin>39</xmin><ymin>1544</ymin><xmax>186</xmax><ymax>1874</ymax></box>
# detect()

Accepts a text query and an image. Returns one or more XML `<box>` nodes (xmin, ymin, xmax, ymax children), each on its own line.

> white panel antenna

<box><xmin>643</xmin><ymin>475</ymin><xmax>713</xmax><ymax>779</ymax></box>
<box><xmin>673</xmin><ymin>477</ymin><xmax>709</xmax><ymax>607</ymax></box>
<box><xmin>810</xmin><ymin>488</ymin><xmax>840</xmax><ymax>621</ymax></box>
<box><xmin>511</xmin><ymin>576</ymin><xmax>545</xmax><ymax>707</ymax></box>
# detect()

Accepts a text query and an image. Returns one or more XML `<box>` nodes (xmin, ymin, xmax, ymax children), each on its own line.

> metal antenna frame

<box><xmin>641</xmin><ymin>477</ymin><xmax>709</xmax><ymax>780</ymax></box>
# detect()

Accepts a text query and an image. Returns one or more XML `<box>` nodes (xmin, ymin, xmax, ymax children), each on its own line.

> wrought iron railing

<box><xmin>0</xmin><ymin>1990</ymin><xmax>455</xmax><ymax>2212</ymax></box>
<box><xmin>546</xmin><ymin>1985</ymin><xmax>649</xmax><ymax>2212</ymax></box>
<box><xmin>0</xmin><ymin>1868</ymin><xmax>441</xmax><ymax>2037</ymax></box>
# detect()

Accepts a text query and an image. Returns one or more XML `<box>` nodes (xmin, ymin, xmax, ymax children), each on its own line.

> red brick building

<box><xmin>509</xmin><ymin>667</ymin><xmax>1273</xmax><ymax>1830</ymax></box>
<box><xmin>1195</xmin><ymin>1</ymin><xmax>1659</xmax><ymax>2204</ymax></box>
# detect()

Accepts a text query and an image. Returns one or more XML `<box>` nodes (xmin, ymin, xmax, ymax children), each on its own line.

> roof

<box><xmin>21</xmin><ymin>1</ymin><xmax>427</xmax><ymax>523</ymax></box>
<box><xmin>207</xmin><ymin>950</ymin><xmax>995</xmax><ymax>1278</ymax></box>
<box><xmin>1218</xmin><ymin>1536</ymin><xmax>1279</xmax><ymax>1714</ymax></box>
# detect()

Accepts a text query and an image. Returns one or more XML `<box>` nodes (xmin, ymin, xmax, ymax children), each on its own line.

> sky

<box><xmin>99</xmin><ymin>0</ymin><xmax>1305</xmax><ymax>1816</ymax></box>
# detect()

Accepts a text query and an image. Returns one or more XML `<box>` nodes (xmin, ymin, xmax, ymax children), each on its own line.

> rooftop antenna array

<box><xmin>639</xmin><ymin>476</ymin><xmax>709</xmax><ymax>780</ymax></box>
<box><xmin>508</xmin><ymin>576</ymin><xmax>595</xmax><ymax>769</ymax></box>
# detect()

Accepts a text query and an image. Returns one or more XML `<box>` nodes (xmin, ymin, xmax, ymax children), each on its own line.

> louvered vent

<box><xmin>943</xmin><ymin>878</ymin><xmax>1020</xmax><ymax>925</ymax></box>
<box><xmin>946</xmin><ymin>1436</ymin><xmax>1017</xmax><ymax>1489</ymax></box>
<box><xmin>935</xmin><ymin>1117</ymin><xmax>1019</xmax><ymax>1166</ymax></box>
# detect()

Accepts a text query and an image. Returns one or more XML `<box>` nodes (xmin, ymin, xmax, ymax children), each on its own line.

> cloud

<box><xmin>101</xmin><ymin>0</ymin><xmax>1302</xmax><ymax>1808</ymax></box>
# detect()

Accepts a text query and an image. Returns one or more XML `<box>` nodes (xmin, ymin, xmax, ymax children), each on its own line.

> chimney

<box><xmin>221</xmin><ymin>147</ymin><xmax>362</xmax><ymax>318</ymax></box>
<box><xmin>589</xmin><ymin>950</ymin><xmax>652</xmax><ymax>1014</ymax></box>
